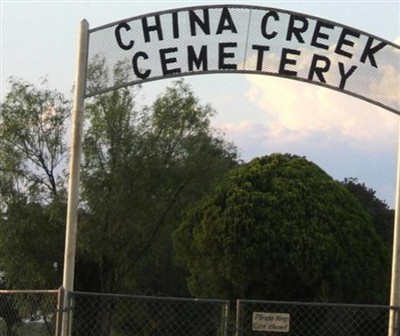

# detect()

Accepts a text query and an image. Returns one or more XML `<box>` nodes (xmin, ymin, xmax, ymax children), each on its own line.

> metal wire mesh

<box><xmin>86</xmin><ymin>4</ymin><xmax>400</xmax><ymax>114</ymax></box>
<box><xmin>1</xmin><ymin>290</ymin><xmax>399</xmax><ymax>336</ymax></box>
<box><xmin>68</xmin><ymin>291</ymin><xmax>230</xmax><ymax>336</ymax></box>
<box><xmin>0</xmin><ymin>290</ymin><xmax>59</xmax><ymax>336</ymax></box>
<box><xmin>236</xmin><ymin>299</ymin><xmax>398</xmax><ymax>336</ymax></box>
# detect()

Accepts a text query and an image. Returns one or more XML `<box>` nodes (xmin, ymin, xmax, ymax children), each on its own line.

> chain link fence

<box><xmin>236</xmin><ymin>299</ymin><xmax>400</xmax><ymax>336</ymax></box>
<box><xmin>66</xmin><ymin>291</ymin><xmax>230</xmax><ymax>336</ymax></box>
<box><xmin>0</xmin><ymin>290</ymin><xmax>61</xmax><ymax>336</ymax></box>
<box><xmin>1</xmin><ymin>289</ymin><xmax>400</xmax><ymax>336</ymax></box>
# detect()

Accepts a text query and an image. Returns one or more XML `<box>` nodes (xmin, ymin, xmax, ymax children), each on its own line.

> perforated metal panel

<box><xmin>87</xmin><ymin>5</ymin><xmax>400</xmax><ymax>114</ymax></box>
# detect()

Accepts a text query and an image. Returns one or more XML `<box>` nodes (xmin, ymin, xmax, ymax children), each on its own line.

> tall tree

<box><xmin>0</xmin><ymin>78</ymin><xmax>70</xmax><ymax>289</ymax></box>
<box><xmin>174</xmin><ymin>153</ymin><xmax>390</xmax><ymax>304</ymax></box>
<box><xmin>0</xmin><ymin>78</ymin><xmax>70</xmax><ymax>202</ymax></box>
<box><xmin>79</xmin><ymin>79</ymin><xmax>238</xmax><ymax>295</ymax></box>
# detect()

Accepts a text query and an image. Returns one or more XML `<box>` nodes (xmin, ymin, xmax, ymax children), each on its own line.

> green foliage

<box><xmin>0</xmin><ymin>78</ymin><xmax>69</xmax><ymax>289</ymax></box>
<box><xmin>0</xmin><ymin>199</ymin><xmax>65</xmax><ymax>289</ymax></box>
<box><xmin>342</xmin><ymin>177</ymin><xmax>394</xmax><ymax>248</ymax></box>
<box><xmin>175</xmin><ymin>153</ymin><xmax>390</xmax><ymax>304</ymax></box>
<box><xmin>0</xmin><ymin>77</ymin><xmax>70</xmax><ymax>202</ymax></box>
<box><xmin>78</xmin><ymin>78</ymin><xmax>238</xmax><ymax>294</ymax></box>
<box><xmin>0</xmin><ymin>72</ymin><xmax>237</xmax><ymax>295</ymax></box>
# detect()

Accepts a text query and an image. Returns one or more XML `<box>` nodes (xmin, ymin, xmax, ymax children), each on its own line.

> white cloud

<box><xmin>242</xmin><ymin>74</ymin><xmax>398</xmax><ymax>150</ymax></box>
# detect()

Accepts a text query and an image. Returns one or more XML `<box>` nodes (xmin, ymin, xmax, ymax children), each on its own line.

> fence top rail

<box><xmin>237</xmin><ymin>299</ymin><xmax>400</xmax><ymax>310</ymax></box>
<box><xmin>0</xmin><ymin>289</ymin><xmax>59</xmax><ymax>294</ymax></box>
<box><xmin>70</xmin><ymin>290</ymin><xmax>230</xmax><ymax>304</ymax></box>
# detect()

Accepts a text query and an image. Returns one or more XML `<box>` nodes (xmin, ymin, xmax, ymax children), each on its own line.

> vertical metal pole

<box><xmin>235</xmin><ymin>300</ymin><xmax>242</xmax><ymax>336</ymax></box>
<box><xmin>61</xmin><ymin>19</ymin><xmax>89</xmax><ymax>336</ymax></box>
<box><xmin>389</xmin><ymin>117</ymin><xmax>400</xmax><ymax>336</ymax></box>
<box><xmin>222</xmin><ymin>303</ymin><xmax>229</xmax><ymax>336</ymax></box>
<box><xmin>55</xmin><ymin>287</ymin><xmax>65</xmax><ymax>336</ymax></box>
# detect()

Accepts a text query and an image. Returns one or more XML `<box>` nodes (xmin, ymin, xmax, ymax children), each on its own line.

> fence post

<box><xmin>235</xmin><ymin>300</ymin><xmax>242</xmax><ymax>336</ymax></box>
<box><xmin>222</xmin><ymin>302</ymin><xmax>229</xmax><ymax>336</ymax></box>
<box><xmin>55</xmin><ymin>287</ymin><xmax>65</xmax><ymax>336</ymax></box>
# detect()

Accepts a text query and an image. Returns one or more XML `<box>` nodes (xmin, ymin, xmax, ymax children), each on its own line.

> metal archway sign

<box><xmin>62</xmin><ymin>5</ymin><xmax>400</xmax><ymax>336</ymax></box>
<box><xmin>86</xmin><ymin>4</ymin><xmax>399</xmax><ymax>113</ymax></box>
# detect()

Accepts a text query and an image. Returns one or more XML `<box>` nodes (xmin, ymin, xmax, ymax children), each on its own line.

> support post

<box><xmin>389</xmin><ymin>118</ymin><xmax>400</xmax><ymax>336</ymax></box>
<box><xmin>55</xmin><ymin>287</ymin><xmax>65</xmax><ymax>336</ymax></box>
<box><xmin>61</xmin><ymin>19</ymin><xmax>89</xmax><ymax>336</ymax></box>
<box><xmin>235</xmin><ymin>300</ymin><xmax>242</xmax><ymax>336</ymax></box>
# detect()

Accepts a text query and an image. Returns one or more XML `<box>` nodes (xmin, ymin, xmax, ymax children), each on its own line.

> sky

<box><xmin>1</xmin><ymin>0</ymin><xmax>400</xmax><ymax>206</ymax></box>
